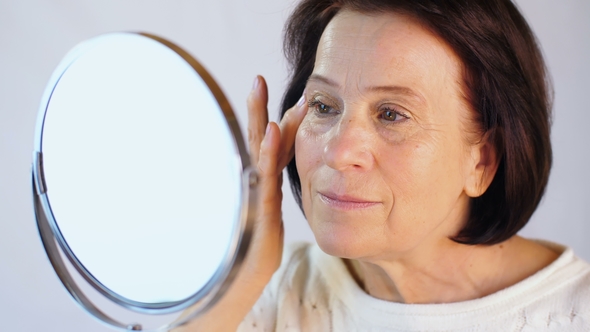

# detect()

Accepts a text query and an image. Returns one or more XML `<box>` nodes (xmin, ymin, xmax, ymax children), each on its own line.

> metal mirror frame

<box><xmin>31</xmin><ymin>32</ymin><xmax>257</xmax><ymax>331</ymax></box>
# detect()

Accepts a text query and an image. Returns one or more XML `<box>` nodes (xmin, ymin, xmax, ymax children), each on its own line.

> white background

<box><xmin>0</xmin><ymin>0</ymin><xmax>588</xmax><ymax>331</ymax></box>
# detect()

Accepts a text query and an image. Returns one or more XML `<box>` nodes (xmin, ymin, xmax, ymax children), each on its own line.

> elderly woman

<box><xmin>180</xmin><ymin>0</ymin><xmax>590</xmax><ymax>330</ymax></box>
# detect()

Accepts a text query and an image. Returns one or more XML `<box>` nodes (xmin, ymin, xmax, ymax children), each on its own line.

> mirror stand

<box><xmin>34</xmin><ymin>152</ymin><xmax>259</xmax><ymax>331</ymax></box>
<box><xmin>33</xmin><ymin>166</ymin><xmax>258</xmax><ymax>331</ymax></box>
<box><xmin>32</xmin><ymin>32</ymin><xmax>259</xmax><ymax>331</ymax></box>
<box><xmin>34</xmin><ymin>175</ymin><xmax>141</xmax><ymax>331</ymax></box>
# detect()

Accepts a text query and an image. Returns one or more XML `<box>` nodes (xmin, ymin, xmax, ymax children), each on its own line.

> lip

<box><xmin>318</xmin><ymin>191</ymin><xmax>381</xmax><ymax>210</ymax></box>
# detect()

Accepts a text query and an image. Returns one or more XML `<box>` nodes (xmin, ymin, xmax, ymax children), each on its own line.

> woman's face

<box><xmin>296</xmin><ymin>10</ymin><xmax>482</xmax><ymax>260</ymax></box>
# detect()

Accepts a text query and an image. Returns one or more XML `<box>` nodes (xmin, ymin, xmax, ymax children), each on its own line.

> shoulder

<box><xmin>238</xmin><ymin>240</ymin><xmax>590</xmax><ymax>331</ymax></box>
<box><xmin>506</xmin><ymin>242</ymin><xmax>590</xmax><ymax>329</ymax></box>
<box><xmin>238</xmin><ymin>242</ymin><xmax>343</xmax><ymax>332</ymax></box>
<box><xmin>267</xmin><ymin>241</ymin><xmax>334</xmax><ymax>303</ymax></box>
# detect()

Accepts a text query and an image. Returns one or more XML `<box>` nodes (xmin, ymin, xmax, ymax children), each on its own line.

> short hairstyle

<box><xmin>279</xmin><ymin>0</ymin><xmax>553</xmax><ymax>245</ymax></box>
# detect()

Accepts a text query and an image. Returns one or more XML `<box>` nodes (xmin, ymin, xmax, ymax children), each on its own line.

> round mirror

<box><xmin>32</xmin><ymin>32</ymin><xmax>256</xmax><ymax>331</ymax></box>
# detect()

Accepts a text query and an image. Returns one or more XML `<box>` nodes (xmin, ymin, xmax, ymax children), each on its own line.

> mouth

<box><xmin>318</xmin><ymin>191</ymin><xmax>381</xmax><ymax>210</ymax></box>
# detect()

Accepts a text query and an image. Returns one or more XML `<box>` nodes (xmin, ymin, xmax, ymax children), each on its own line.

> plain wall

<box><xmin>0</xmin><ymin>0</ymin><xmax>588</xmax><ymax>330</ymax></box>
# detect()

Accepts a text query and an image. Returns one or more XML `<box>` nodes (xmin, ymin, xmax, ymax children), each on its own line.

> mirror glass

<box><xmin>35</xmin><ymin>33</ymin><xmax>248</xmax><ymax>309</ymax></box>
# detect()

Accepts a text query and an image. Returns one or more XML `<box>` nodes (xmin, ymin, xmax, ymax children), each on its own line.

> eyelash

<box><xmin>379</xmin><ymin>106</ymin><xmax>410</xmax><ymax>123</ymax></box>
<box><xmin>307</xmin><ymin>98</ymin><xmax>409</xmax><ymax>124</ymax></box>
<box><xmin>308</xmin><ymin>99</ymin><xmax>337</xmax><ymax>116</ymax></box>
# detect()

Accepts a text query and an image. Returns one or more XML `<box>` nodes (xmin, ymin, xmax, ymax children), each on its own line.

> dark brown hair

<box><xmin>280</xmin><ymin>0</ymin><xmax>553</xmax><ymax>245</ymax></box>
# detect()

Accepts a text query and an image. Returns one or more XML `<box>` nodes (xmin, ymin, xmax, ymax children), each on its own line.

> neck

<box><xmin>344</xmin><ymin>236</ymin><xmax>558</xmax><ymax>304</ymax></box>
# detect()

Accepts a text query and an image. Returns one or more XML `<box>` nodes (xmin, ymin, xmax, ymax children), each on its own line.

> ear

<box><xmin>464</xmin><ymin>136</ymin><xmax>500</xmax><ymax>198</ymax></box>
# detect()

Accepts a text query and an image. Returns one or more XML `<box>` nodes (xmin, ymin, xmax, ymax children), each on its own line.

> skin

<box><xmin>295</xmin><ymin>10</ymin><xmax>558</xmax><ymax>303</ymax></box>
<box><xmin>178</xmin><ymin>9</ymin><xmax>558</xmax><ymax>331</ymax></box>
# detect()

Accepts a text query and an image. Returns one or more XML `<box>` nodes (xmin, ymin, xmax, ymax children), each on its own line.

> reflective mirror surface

<box><xmin>34</xmin><ymin>33</ymin><xmax>249</xmax><ymax>313</ymax></box>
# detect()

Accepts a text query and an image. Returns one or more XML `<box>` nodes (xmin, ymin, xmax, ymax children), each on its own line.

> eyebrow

<box><xmin>307</xmin><ymin>74</ymin><xmax>426</xmax><ymax>105</ymax></box>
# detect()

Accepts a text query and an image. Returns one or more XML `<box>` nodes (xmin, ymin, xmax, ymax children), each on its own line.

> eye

<box><xmin>379</xmin><ymin>107</ymin><xmax>408</xmax><ymax>123</ymax></box>
<box><xmin>308</xmin><ymin>99</ymin><xmax>338</xmax><ymax>116</ymax></box>
<box><xmin>317</xmin><ymin>103</ymin><xmax>331</xmax><ymax>114</ymax></box>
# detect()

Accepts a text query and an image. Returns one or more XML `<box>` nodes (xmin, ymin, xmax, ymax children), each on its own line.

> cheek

<box><xmin>390</xmin><ymin>130</ymin><xmax>467</xmax><ymax>190</ymax></box>
<box><xmin>381</xmin><ymin>134</ymin><xmax>469</xmax><ymax>231</ymax></box>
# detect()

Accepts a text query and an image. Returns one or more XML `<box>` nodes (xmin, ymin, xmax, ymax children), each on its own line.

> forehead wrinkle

<box><xmin>320</xmin><ymin>14</ymin><xmax>428</xmax><ymax>100</ymax></box>
<box><xmin>366</xmin><ymin>85</ymin><xmax>427</xmax><ymax>106</ymax></box>
<box><xmin>319</xmin><ymin>39</ymin><xmax>379</xmax><ymax>68</ymax></box>
<box><xmin>316</xmin><ymin>9</ymin><xmax>466</xmax><ymax>126</ymax></box>
<box><xmin>321</xmin><ymin>12</ymin><xmax>386</xmax><ymax>60</ymax></box>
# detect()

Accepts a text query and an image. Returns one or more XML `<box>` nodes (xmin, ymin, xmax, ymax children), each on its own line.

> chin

<box><xmin>310</xmin><ymin>219</ymin><xmax>376</xmax><ymax>259</ymax></box>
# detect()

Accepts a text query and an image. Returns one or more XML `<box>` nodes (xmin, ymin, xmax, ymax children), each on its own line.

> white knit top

<box><xmin>238</xmin><ymin>241</ymin><xmax>590</xmax><ymax>331</ymax></box>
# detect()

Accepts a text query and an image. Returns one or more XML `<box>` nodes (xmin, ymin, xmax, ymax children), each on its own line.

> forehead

<box><xmin>314</xmin><ymin>9</ymin><xmax>463</xmax><ymax>93</ymax></box>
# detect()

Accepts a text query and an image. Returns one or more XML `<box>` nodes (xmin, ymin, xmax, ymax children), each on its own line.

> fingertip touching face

<box><xmin>295</xmin><ymin>10</ymin><xmax>491</xmax><ymax>261</ymax></box>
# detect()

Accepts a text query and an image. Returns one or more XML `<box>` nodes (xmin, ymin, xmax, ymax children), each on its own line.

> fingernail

<box><xmin>261</xmin><ymin>123</ymin><xmax>271</xmax><ymax>148</ymax></box>
<box><xmin>252</xmin><ymin>76</ymin><xmax>260</xmax><ymax>91</ymax></box>
<box><xmin>297</xmin><ymin>94</ymin><xmax>306</xmax><ymax>107</ymax></box>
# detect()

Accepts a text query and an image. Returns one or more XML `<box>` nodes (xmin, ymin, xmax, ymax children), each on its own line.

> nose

<box><xmin>322</xmin><ymin>112</ymin><xmax>375</xmax><ymax>172</ymax></box>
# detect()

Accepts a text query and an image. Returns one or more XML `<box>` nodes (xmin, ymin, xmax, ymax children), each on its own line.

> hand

<box><xmin>175</xmin><ymin>75</ymin><xmax>307</xmax><ymax>331</ymax></box>
<box><xmin>243</xmin><ymin>75</ymin><xmax>307</xmax><ymax>281</ymax></box>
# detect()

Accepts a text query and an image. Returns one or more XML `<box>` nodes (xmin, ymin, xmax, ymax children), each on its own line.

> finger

<box><xmin>247</xmin><ymin>76</ymin><xmax>269</xmax><ymax>166</ymax></box>
<box><xmin>258</xmin><ymin>122</ymin><xmax>281</xmax><ymax>181</ymax></box>
<box><xmin>257</xmin><ymin>121</ymin><xmax>283</xmax><ymax>225</ymax></box>
<box><xmin>277</xmin><ymin>93</ymin><xmax>308</xmax><ymax>168</ymax></box>
<box><xmin>242</xmin><ymin>121</ymin><xmax>285</xmax><ymax>278</ymax></box>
